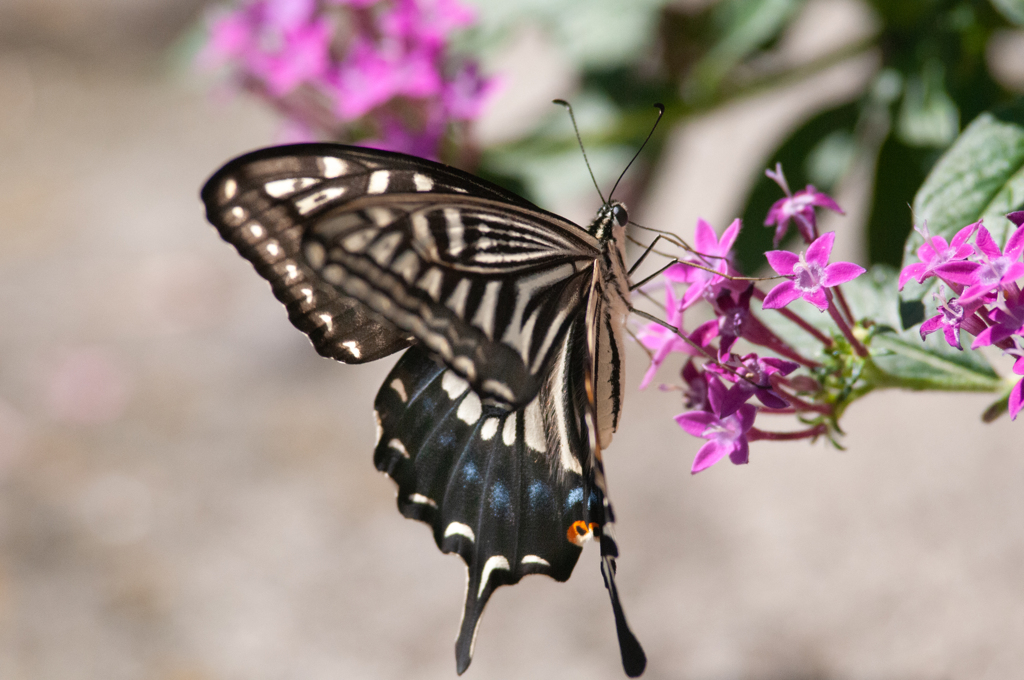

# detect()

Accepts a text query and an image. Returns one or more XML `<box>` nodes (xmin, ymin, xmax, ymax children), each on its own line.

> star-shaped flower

<box><xmin>959</xmin><ymin>223</ymin><xmax>1024</xmax><ymax>304</ymax></box>
<box><xmin>898</xmin><ymin>220</ymin><xmax>979</xmax><ymax>291</ymax></box>
<box><xmin>636</xmin><ymin>284</ymin><xmax>697</xmax><ymax>389</ymax></box>
<box><xmin>920</xmin><ymin>288</ymin><xmax>968</xmax><ymax>349</ymax></box>
<box><xmin>764</xmin><ymin>163</ymin><xmax>844</xmax><ymax>246</ymax></box>
<box><xmin>664</xmin><ymin>218</ymin><xmax>741</xmax><ymax>311</ymax></box>
<box><xmin>706</xmin><ymin>353</ymin><xmax>799</xmax><ymax>414</ymax></box>
<box><xmin>762</xmin><ymin>232</ymin><xmax>865</xmax><ymax>312</ymax></box>
<box><xmin>971</xmin><ymin>289</ymin><xmax>1024</xmax><ymax>349</ymax></box>
<box><xmin>675</xmin><ymin>375</ymin><xmax>757</xmax><ymax>473</ymax></box>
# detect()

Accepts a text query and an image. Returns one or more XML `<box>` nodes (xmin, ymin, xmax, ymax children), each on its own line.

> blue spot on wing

<box><xmin>489</xmin><ymin>482</ymin><xmax>510</xmax><ymax>513</ymax></box>
<box><xmin>527</xmin><ymin>481</ymin><xmax>550</xmax><ymax>509</ymax></box>
<box><xmin>565</xmin><ymin>487</ymin><xmax>584</xmax><ymax>510</ymax></box>
<box><xmin>462</xmin><ymin>461</ymin><xmax>479</xmax><ymax>483</ymax></box>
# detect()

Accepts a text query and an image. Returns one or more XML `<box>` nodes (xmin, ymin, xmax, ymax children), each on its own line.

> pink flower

<box><xmin>636</xmin><ymin>285</ymin><xmax>697</xmax><ymax>389</ymax></box>
<box><xmin>258</xmin><ymin>18</ymin><xmax>333</xmax><ymax>96</ymax></box>
<box><xmin>198</xmin><ymin>0</ymin><xmax>493</xmax><ymax>159</ymax></box>
<box><xmin>665</xmin><ymin>218</ymin><xmax>741</xmax><ymax>310</ymax></box>
<box><xmin>920</xmin><ymin>290</ymin><xmax>967</xmax><ymax>349</ymax></box>
<box><xmin>898</xmin><ymin>220</ymin><xmax>979</xmax><ymax>291</ymax></box>
<box><xmin>676</xmin><ymin>376</ymin><xmax>756</xmax><ymax>473</ymax></box>
<box><xmin>1010</xmin><ymin>354</ymin><xmax>1024</xmax><ymax>420</ymax></box>
<box><xmin>706</xmin><ymin>353</ymin><xmax>798</xmax><ymax>414</ymax></box>
<box><xmin>762</xmin><ymin>232</ymin><xmax>865</xmax><ymax>312</ymax></box>
<box><xmin>1009</xmin><ymin>211</ymin><xmax>1024</xmax><ymax>227</ymax></box>
<box><xmin>959</xmin><ymin>223</ymin><xmax>1024</xmax><ymax>304</ymax></box>
<box><xmin>971</xmin><ymin>289</ymin><xmax>1024</xmax><ymax>349</ymax></box>
<box><xmin>764</xmin><ymin>163</ymin><xmax>844</xmax><ymax>245</ymax></box>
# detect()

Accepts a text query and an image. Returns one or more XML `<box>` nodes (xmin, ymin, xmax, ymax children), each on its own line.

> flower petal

<box><xmin>718</xmin><ymin>218</ymin><xmax>741</xmax><ymax>254</ymax></box>
<box><xmin>734</xmin><ymin>403</ymin><xmax>757</xmax><ymax>432</ymax></box>
<box><xmin>898</xmin><ymin>262</ymin><xmax>926</xmax><ymax>290</ymax></box>
<box><xmin>1010</xmin><ymin>376</ymin><xmax>1024</xmax><ymax>420</ymax></box>
<box><xmin>764</xmin><ymin>250</ymin><xmax>799</xmax><ymax>276</ymax></box>
<box><xmin>762</xmin><ymin>280</ymin><xmax>801</xmax><ymax>309</ymax></box>
<box><xmin>691</xmin><ymin>440</ymin><xmax>729</xmax><ymax>473</ymax></box>
<box><xmin>974</xmin><ymin>225</ymin><xmax>1001</xmax><ymax>259</ymax></box>
<box><xmin>821</xmin><ymin>261</ymin><xmax>865</xmax><ymax>287</ymax></box>
<box><xmin>950</xmin><ymin>221</ymin><xmax>981</xmax><ymax>248</ymax></box>
<box><xmin>693</xmin><ymin>218</ymin><xmax>718</xmax><ymax>254</ymax></box>
<box><xmin>932</xmin><ymin>260</ymin><xmax>980</xmax><ymax>285</ymax></box>
<box><xmin>728</xmin><ymin>439</ymin><xmax>749</xmax><ymax>466</ymax></box>
<box><xmin>805</xmin><ymin>287</ymin><xmax>830</xmax><ymax>311</ymax></box>
<box><xmin>675</xmin><ymin>411</ymin><xmax>717</xmax><ymax>437</ymax></box>
<box><xmin>1005</xmin><ymin>223</ymin><xmax>1024</xmax><ymax>259</ymax></box>
<box><xmin>805</xmin><ymin>231</ymin><xmax>835</xmax><ymax>266</ymax></box>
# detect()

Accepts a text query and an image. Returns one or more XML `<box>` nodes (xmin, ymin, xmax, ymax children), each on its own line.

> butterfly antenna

<box><xmin>553</xmin><ymin>99</ymin><xmax>606</xmax><ymax>205</ymax></box>
<box><xmin>608</xmin><ymin>103</ymin><xmax>665</xmax><ymax>202</ymax></box>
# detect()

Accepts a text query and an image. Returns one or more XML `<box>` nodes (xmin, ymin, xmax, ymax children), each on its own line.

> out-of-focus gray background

<box><xmin>2</xmin><ymin>1</ymin><xmax>1024</xmax><ymax>678</ymax></box>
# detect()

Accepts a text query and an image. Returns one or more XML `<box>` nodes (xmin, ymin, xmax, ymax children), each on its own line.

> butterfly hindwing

<box><xmin>374</xmin><ymin>313</ymin><xmax>604</xmax><ymax>672</ymax></box>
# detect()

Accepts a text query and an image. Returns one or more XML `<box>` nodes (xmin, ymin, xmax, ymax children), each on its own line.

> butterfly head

<box><xmin>590</xmin><ymin>200</ymin><xmax>628</xmax><ymax>242</ymax></box>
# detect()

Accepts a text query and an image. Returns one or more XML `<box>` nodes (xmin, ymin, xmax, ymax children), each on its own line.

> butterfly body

<box><xmin>202</xmin><ymin>143</ymin><xmax>645</xmax><ymax>676</ymax></box>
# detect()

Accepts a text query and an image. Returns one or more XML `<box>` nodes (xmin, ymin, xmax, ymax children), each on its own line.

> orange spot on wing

<box><xmin>567</xmin><ymin>521</ymin><xmax>599</xmax><ymax>546</ymax></box>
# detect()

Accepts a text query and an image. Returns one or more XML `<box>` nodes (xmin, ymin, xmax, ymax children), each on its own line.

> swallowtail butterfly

<box><xmin>201</xmin><ymin>142</ymin><xmax>647</xmax><ymax>676</ymax></box>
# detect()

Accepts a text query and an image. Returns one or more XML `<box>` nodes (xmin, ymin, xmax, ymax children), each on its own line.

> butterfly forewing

<box><xmin>302</xmin><ymin>196</ymin><xmax>599</xmax><ymax>407</ymax></box>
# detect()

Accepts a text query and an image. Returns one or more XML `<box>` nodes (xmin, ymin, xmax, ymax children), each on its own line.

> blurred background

<box><xmin>2</xmin><ymin>0</ymin><xmax>1024</xmax><ymax>678</ymax></box>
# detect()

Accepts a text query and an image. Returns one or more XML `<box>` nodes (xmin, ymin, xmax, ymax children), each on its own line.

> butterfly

<box><xmin>201</xmin><ymin>142</ymin><xmax>647</xmax><ymax>676</ymax></box>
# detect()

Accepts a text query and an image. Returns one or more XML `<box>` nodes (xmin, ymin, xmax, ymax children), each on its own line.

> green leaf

<box><xmin>990</xmin><ymin>0</ymin><xmax>1024</xmax><ymax>26</ymax></box>
<box><xmin>901</xmin><ymin>99</ymin><xmax>1024</xmax><ymax>307</ymax></box>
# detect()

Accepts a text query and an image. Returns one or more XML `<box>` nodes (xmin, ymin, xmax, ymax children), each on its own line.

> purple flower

<box><xmin>1010</xmin><ymin>354</ymin><xmax>1024</xmax><ymax>420</ymax></box>
<box><xmin>762</xmin><ymin>232</ymin><xmax>865</xmax><ymax>312</ymax></box>
<box><xmin>920</xmin><ymin>288</ymin><xmax>968</xmax><ymax>349</ymax></box>
<box><xmin>707</xmin><ymin>353</ymin><xmax>798</xmax><ymax>414</ymax></box>
<box><xmin>681</xmin><ymin>359</ymin><xmax>709</xmax><ymax>411</ymax></box>
<box><xmin>1009</xmin><ymin>211</ymin><xmax>1024</xmax><ymax>228</ymax></box>
<box><xmin>764</xmin><ymin>163</ymin><xmax>844</xmax><ymax>246</ymax></box>
<box><xmin>703</xmin><ymin>285</ymin><xmax>754</xmax><ymax>357</ymax></box>
<box><xmin>959</xmin><ymin>223</ymin><xmax>1024</xmax><ymax>304</ymax></box>
<box><xmin>898</xmin><ymin>220</ymin><xmax>979</xmax><ymax>291</ymax></box>
<box><xmin>971</xmin><ymin>289</ymin><xmax>1024</xmax><ymax>349</ymax></box>
<box><xmin>636</xmin><ymin>284</ymin><xmax>697</xmax><ymax>389</ymax></box>
<box><xmin>675</xmin><ymin>376</ymin><xmax>757</xmax><ymax>473</ymax></box>
<box><xmin>665</xmin><ymin>218</ymin><xmax>741</xmax><ymax>310</ymax></box>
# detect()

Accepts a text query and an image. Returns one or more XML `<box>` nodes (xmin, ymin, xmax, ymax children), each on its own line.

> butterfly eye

<box><xmin>612</xmin><ymin>204</ymin><xmax>628</xmax><ymax>227</ymax></box>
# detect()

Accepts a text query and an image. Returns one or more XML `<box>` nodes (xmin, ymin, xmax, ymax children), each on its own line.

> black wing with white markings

<box><xmin>202</xmin><ymin>144</ymin><xmax>599</xmax><ymax>408</ymax></box>
<box><xmin>201</xmin><ymin>143</ymin><xmax>644</xmax><ymax>677</ymax></box>
<box><xmin>374</xmin><ymin>312</ymin><xmax>605</xmax><ymax>673</ymax></box>
<box><xmin>301</xmin><ymin>194</ymin><xmax>599</xmax><ymax>408</ymax></box>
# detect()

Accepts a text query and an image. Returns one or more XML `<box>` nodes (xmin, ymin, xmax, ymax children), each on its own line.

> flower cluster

<box><xmin>199</xmin><ymin>0</ymin><xmax>492</xmax><ymax>158</ymax></box>
<box><xmin>899</xmin><ymin>211</ymin><xmax>1024</xmax><ymax>418</ymax></box>
<box><xmin>638</xmin><ymin>166</ymin><xmax>866</xmax><ymax>473</ymax></box>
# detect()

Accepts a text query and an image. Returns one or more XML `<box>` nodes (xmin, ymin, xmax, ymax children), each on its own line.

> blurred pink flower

<box><xmin>199</xmin><ymin>0</ymin><xmax>492</xmax><ymax>159</ymax></box>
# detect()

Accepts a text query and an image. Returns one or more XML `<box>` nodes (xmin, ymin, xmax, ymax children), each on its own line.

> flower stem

<box><xmin>747</xmin><ymin>424</ymin><xmax>828</xmax><ymax>441</ymax></box>
<box><xmin>832</xmin><ymin>284</ymin><xmax>856</xmax><ymax>326</ymax></box>
<box><xmin>752</xmin><ymin>287</ymin><xmax>833</xmax><ymax>347</ymax></box>
<box><xmin>826</xmin><ymin>293</ymin><xmax>868</xmax><ymax>357</ymax></box>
